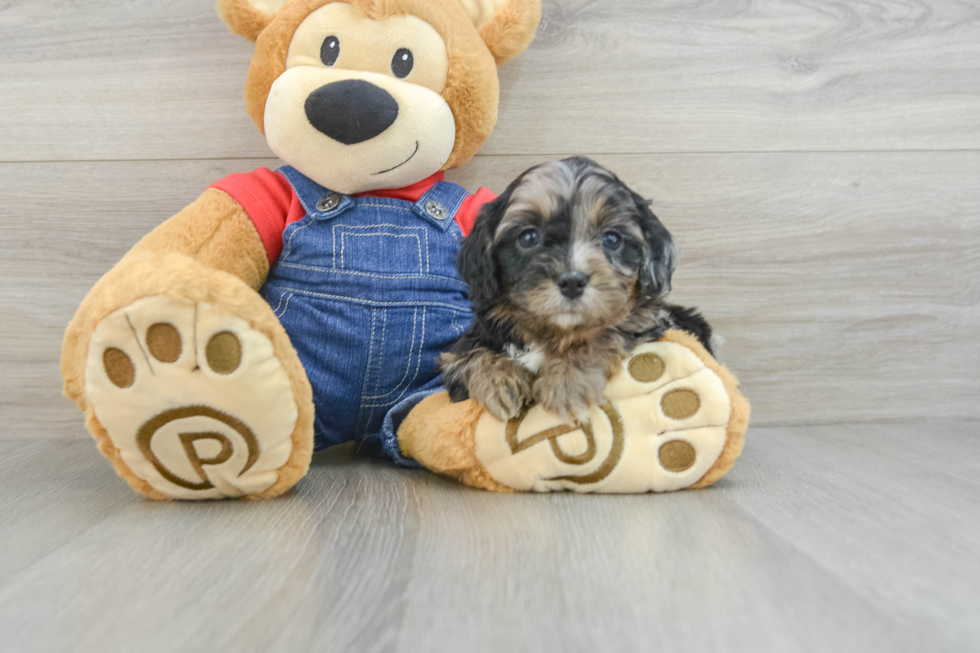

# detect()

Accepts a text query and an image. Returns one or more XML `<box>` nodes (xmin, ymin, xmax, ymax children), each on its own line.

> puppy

<box><xmin>440</xmin><ymin>157</ymin><xmax>714</xmax><ymax>423</ymax></box>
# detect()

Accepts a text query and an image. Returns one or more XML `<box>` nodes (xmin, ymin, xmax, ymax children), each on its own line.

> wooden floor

<box><xmin>1</xmin><ymin>0</ymin><xmax>979</xmax><ymax>651</ymax></box>
<box><xmin>1</xmin><ymin>422</ymin><xmax>979</xmax><ymax>652</ymax></box>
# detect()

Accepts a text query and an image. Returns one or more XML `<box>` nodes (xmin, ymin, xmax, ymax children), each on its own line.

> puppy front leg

<box><xmin>534</xmin><ymin>346</ymin><xmax>623</xmax><ymax>425</ymax></box>
<box><xmin>440</xmin><ymin>348</ymin><xmax>535</xmax><ymax>420</ymax></box>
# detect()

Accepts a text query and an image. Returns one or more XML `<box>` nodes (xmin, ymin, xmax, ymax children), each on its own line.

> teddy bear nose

<box><xmin>305</xmin><ymin>80</ymin><xmax>400</xmax><ymax>145</ymax></box>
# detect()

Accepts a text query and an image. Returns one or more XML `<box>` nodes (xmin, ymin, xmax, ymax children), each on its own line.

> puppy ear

<box><xmin>458</xmin><ymin>0</ymin><xmax>542</xmax><ymax>65</ymax></box>
<box><xmin>457</xmin><ymin>196</ymin><xmax>505</xmax><ymax>311</ymax></box>
<box><xmin>632</xmin><ymin>192</ymin><xmax>678</xmax><ymax>299</ymax></box>
<box><xmin>216</xmin><ymin>0</ymin><xmax>288</xmax><ymax>41</ymax></box>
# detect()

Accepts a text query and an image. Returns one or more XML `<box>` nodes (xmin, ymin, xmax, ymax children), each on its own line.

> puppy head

<box><xmin>216</xmin><ymin>0</ymin><xmax>541</xmax><ymax>194</ymax></box>
<box><xmin>458</xmin><ymin>157</ymin><xmax>677</xmax><ymax>341</ymax></box>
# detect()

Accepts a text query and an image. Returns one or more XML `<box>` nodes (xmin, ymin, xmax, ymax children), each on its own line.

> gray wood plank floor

<box><xmin>1</xmin><ymin>423</ymin><xmax>978</xmax><ymax>653</ymax></box>
<box><xmin>1</xmin><ymin>0</ymin><xmax>978</xmax><ymax>651</ymax></box>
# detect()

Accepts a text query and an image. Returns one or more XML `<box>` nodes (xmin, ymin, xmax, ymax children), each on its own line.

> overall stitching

<box><xmin>340</xmin><ymin>232</ymin><xmax>424</xmax><ymax>273</ymax></box>
<box><xmin>363</xmin><ymin>306</ymin><xmax>422</xmax><ymax>402</ymax></box>
<box><xmin>357</xmin><ymin>203</ymin><xmax>413</xmax><ymax>211</ymax></box>
<box><xmin>363</xmin><ymin>307</ymin><xmax>427</xmax><ymax>409</ymax></box>
<box><xmin>270</xmin><ymin>286</ymin><xmax>469</xmax><ymax>311</ymax></box>
<box><xmin>281</xmin><ymin>215</ymin><xmax>317</xmax><ymax>261</ymax></box>
<box><xmin>272</xmin><ymin>291</ymin><xmax>295</xmax><ymax>319</ymax></box>
<box><xmin>262</xmin><ymin>168</ymin><xmax>475</xmax><ymax>458</ymax></box>
<box><xmin>334</xmin><ymin>222</ymin><xmax>430</xmax><ymax>272</ymax></box>
<box><xmin>355</xmin><ymin>308</ymin><xmax>380</xmax><ymax>434</ymax></box>
<box><xmin>273</xmin><ymin>263</ymin><xmax>467</xmax><ymax>287</ymax></box>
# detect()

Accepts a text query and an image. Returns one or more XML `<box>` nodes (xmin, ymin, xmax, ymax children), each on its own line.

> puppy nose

<box><xmin>557</xmin><ymin>272</ymin><xmax>591</xmax><ymax>299</ymax></box>
<box><xmin>305</xmin><ymin>80</ymin><xmax>399</xmax><ymax>145</ymax></box>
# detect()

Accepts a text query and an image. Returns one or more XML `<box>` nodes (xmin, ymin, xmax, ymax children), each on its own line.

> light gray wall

<box><xmin>1</xmin><ymin>0</ymin><xmax>978</xmax><ymax>439</ymax></box>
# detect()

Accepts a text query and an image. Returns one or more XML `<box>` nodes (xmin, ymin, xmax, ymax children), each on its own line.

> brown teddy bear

<box><xmin>61</xmin><ymin>0</ymin><xmax>749</xmax><ymax>500</ymax></box>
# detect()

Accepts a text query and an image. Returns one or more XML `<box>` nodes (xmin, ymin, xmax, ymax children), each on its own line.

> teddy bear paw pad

<box><xmin>473</xmin><ymin>341</ymin><xmax>732</xmax><ymax>493</ymax></box>
<box><xmin>85</xmin><ymin>297</ymin><xmax>298</xmax><ymax>499</ymax></box>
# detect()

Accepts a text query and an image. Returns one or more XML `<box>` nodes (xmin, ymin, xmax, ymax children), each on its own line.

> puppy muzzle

<box><xmin>557</xmin><ymin>272</ymin><xmax>591</xmax><ymax>300</ymax></box>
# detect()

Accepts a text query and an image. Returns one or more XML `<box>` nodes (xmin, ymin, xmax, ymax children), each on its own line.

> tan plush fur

<box><xmin>398</xmin><ymin>392</ymin><xmax>514</xmax><ymax>492</ymax></box>
<box><xmin>216</xmin><ymin>0</ymin><xmax>281</xmax><ymax>41</ymax></box>
<box><xmin>399</xmin><ymin>330</ymin><xmax>749</xmax><ymax>493</ymax></box>
<box><xmin>131</xmin><ymin>189</ymin><xmax>270</xmax><ymax>290</ymax></box>
<box><xmin>662</xmin><ymin>330</ymin><xmax>751</xmax><ymax>489</ymax></box>
<box><xmin>479</xmin><ymin>0</ymin><xmax>541</xmax><ymax>64</ymax></box>
<box><xmin>62</xmin><ymin>192</ymin><xmax>313</xmax><ymax>500</ymax></box>
<box><xmin>64</xmin><ymin>252</ymin><xmax>315</xmax><ymax>500</ymax></box>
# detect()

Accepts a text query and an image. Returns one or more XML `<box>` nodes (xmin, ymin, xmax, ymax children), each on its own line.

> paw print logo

<box><xmin>505</xmin><ymin>403</ymin><xmax>625</xmax><ymax>486</ymax></box>
<box><xmin>134</xmin><ymin>406</ymin><xmax>260</xmax><ymax>492</ymax></box>
<box><xmin>85</xmin><ymin>297</ymin><xmax>299</xmax><ymax>499</ymax></box>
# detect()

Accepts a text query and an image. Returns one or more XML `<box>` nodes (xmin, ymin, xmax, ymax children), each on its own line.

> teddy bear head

<box><xmin>217</xmin><ymin>0</ymin><xmax>541</xmax><ymax>194</ymax></box>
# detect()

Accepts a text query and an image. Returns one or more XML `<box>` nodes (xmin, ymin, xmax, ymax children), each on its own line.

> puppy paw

<box><xmin>474</xmin><ymin>360</ymin><xmax>535</xmax><ymax>421</ymax></box>
<box><xmin>533</xmin><ymin>360</ymin><xmax>607</xmax><ymax>425</ymax></box>
<box><xmin>441</xmin><ymin>349</ymin><xmax>535</xmax><ymax>421</ymax></box>
<box><xmin>84</xmin><ymin>296</ymin><xmax>302</xmax><ymax>499</ymax></box>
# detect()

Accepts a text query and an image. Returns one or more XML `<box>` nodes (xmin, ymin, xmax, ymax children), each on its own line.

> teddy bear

<box><xmin>61</xmin><ymin>0</ymin><xmax>750</xmax><ymax>500</ymax></box>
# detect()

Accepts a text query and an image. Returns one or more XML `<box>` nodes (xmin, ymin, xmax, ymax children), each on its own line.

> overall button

<box><xmin>425</xmin><ymin>200</ymin><xmax>448</xmax><ymax>220</ymax></box>
<box><xmin>316</xmin><ymin>193</ymin><xmax>342</xmax><ymax>212</ymax></box>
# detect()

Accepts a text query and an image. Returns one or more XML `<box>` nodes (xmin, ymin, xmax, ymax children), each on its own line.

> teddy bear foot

<box><xmin>84</xmin><ymin>296</ymin><xmax>311</xmax><ymax>500</ymax></box>
<box><xmin>399</xmin><ymin>330</ymin><xmax>749</xmax><ymax>493</ymax></box>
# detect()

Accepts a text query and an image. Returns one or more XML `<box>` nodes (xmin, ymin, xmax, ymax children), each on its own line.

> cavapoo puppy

<box><xmin>440</xmin><ymin>157</ymin><xmax>714</xmax><ymax>424</ymax></box>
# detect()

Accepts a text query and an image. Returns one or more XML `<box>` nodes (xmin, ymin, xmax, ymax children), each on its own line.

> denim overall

<box><xmin>259</xmin><ymin>166</ymin><xmax>474</xmax><ymax>465</ymax></box>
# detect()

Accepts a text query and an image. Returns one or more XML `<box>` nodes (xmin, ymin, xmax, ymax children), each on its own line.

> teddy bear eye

<box><xmin>321</xmin><ymin>36</ymin><xmax>340</xmax><ymax>66</ymax></box>
<box><xmin>392</xmin><ymin>48</ymin><xmax>414</xmax><ymax>78</ymax></box>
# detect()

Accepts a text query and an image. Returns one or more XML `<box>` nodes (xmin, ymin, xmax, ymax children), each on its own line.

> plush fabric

<box><xmin>264</xmin><ymin>67</ymin><xmax>457</xmax><ymax>193</ymax></box>
<box><xmin>239</xmin><ymin>0</ymin><xmax>516</xmax><ymax>176</ymax></box>
<box><xmin>216</xmin><ymin>0</ymin><xmax>288</xmax><ymax>41</ymax></box>
<box><xmin>398</xmin><ymin>391</ymin><xmax>514</xmax><ymax>492</ymax></box>
<box><xmin>63</xmin><ymin>250</ymin><xmax>315</xmax><ymax>500</ymax></box>
<box><xmin>85</xmin><ymin>296</ymin><xmax>300</xmax><ymax>499</ymax></box>
<box><xmin>398</xmin><ymin>330</ymin><xmax>750</xmax><ymax>493</ymax></box>
<box><xmin>478</xmin><ymin>0</ymin><xmax>541</xmax><ymax>64</ymax></box>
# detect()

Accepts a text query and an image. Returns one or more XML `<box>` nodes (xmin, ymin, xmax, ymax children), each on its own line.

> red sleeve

<box><xmin>209</xmin><ymin>169</ymin><xmax>303</xmax><ymax>265</ymax></box>
<box><xmin>454</xmin><ymin>187</ymin><xmax>497</xmax><ymax>237</ymax></box>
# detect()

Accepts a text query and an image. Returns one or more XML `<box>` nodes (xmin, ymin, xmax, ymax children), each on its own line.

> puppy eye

<box><xmin>392</xmin><ymin>48</ymin><xmax>414</xmax><ymax>78</ymax></box>
<box><xmin>321</xmin><ymin>36</ymin><xmax>340</xmax><ymax>66</ymax></box>
<box><xmin>603</xmin><ymin>231</ymin><xmax>623</xmax><ymax>250</ymax></box>
<box><xmin>518</xmin><ymin>228</ymin><xmax>540</xmax><ymax>249</ymax></box>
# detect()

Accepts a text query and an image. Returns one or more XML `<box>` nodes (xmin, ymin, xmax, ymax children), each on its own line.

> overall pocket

<box><xmin>356</xmin><ymin>304</ymin><xmax>472</xmax><ymax>430</ymax></box>
<box><xmin>332</xmin><ymin>222</ymin><xmax>431</xmax><ymax>275</ymax></box>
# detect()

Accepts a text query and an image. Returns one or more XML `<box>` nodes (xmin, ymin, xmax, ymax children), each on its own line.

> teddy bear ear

<box><xmin>216</xmin><ymin>0</ymin><xmax>290</xmax><ymax>41</ymax></box>
<box><xmin>459</xmin><ymin>0</ymin><xmax>542</xmax><ymax>65</ymax></box>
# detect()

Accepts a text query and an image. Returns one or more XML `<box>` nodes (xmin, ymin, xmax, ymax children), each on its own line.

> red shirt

<box><xmin>210</xmin><ymin>169</ymin><xmax>496</xmax><ymax>265</ymax></box>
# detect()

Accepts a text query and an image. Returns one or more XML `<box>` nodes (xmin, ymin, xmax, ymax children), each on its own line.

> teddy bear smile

<box><xmin>372</xmin><ymin>140</ymin><xmax>420</xmax><ymax>176</ymax></box>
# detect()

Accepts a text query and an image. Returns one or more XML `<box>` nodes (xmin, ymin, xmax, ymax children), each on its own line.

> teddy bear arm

<box><xmin>126</xmin><ymin>188</ymin><xmax>269</xmax><ymax>291</ymax></box>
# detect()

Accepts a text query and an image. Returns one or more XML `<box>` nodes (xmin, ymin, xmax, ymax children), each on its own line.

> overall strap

<box><xmin>411</xmin><ymin>181</ymin><xmax>472</xmax><ymax>232</ymax></box>
<box><xmin>277</xmin><ymin>166</ymin><xmax>354</xmax><ymax>219</ymax></box>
